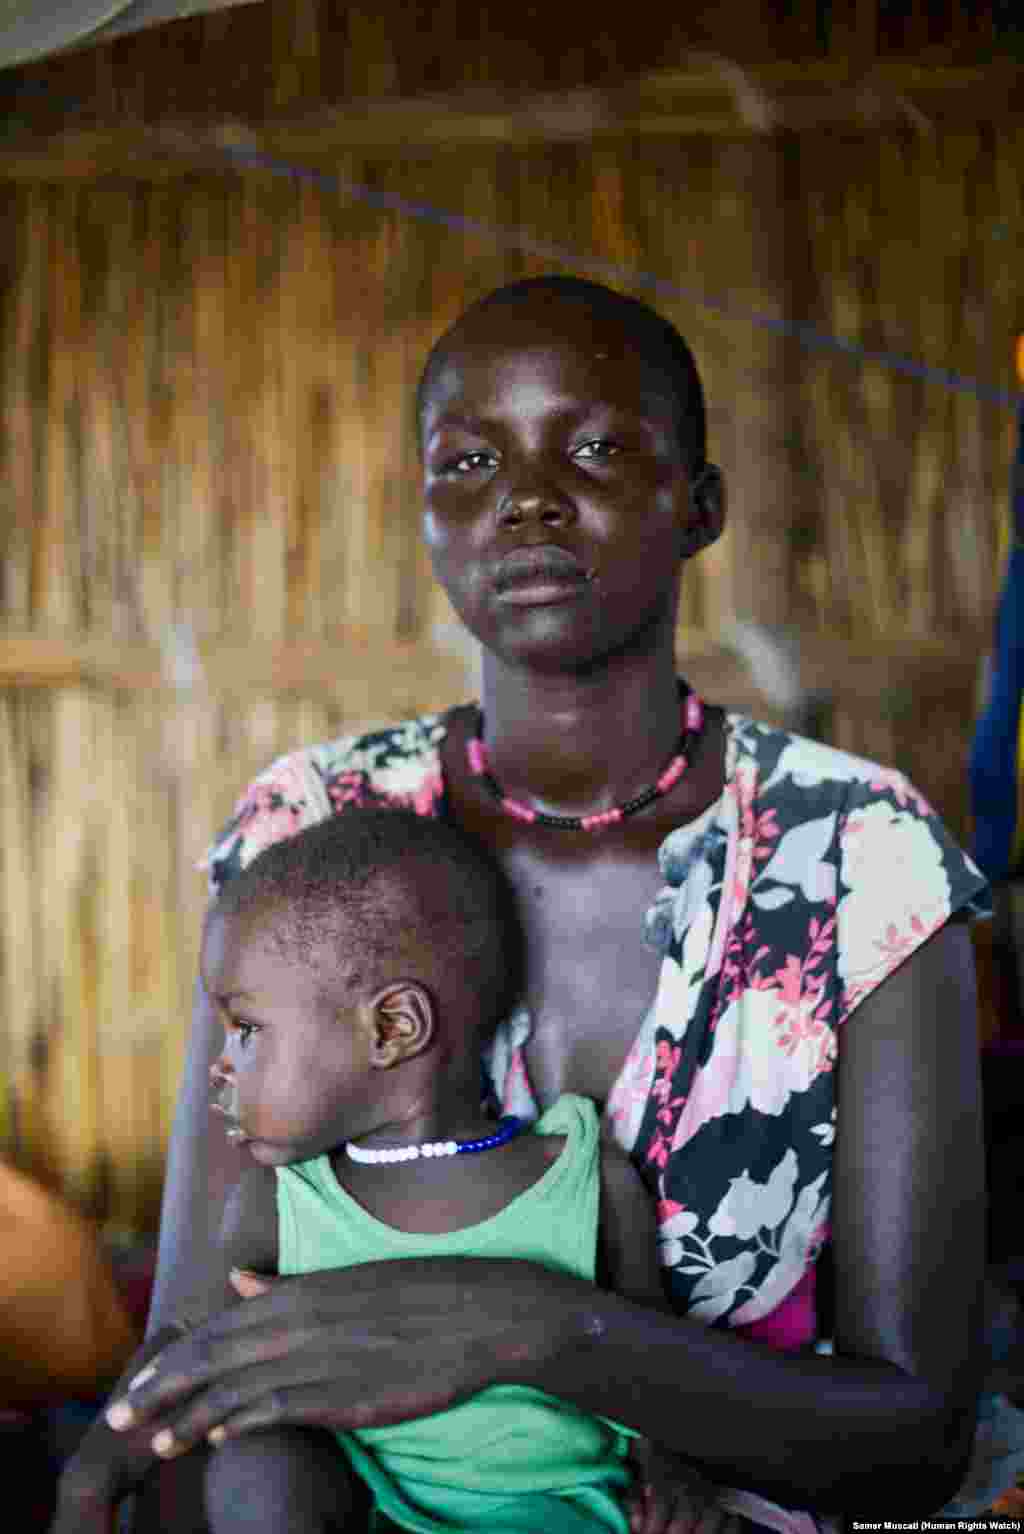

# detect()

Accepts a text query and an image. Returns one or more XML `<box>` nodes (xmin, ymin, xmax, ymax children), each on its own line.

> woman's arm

<box><xmin>49</xmin><ymin>1323</ymin><xmax>197</xmax><ymax>1534</ymax></box>
<box><xmin>128</xmin><ymin>976</ymin><xmax>247</xmax><ymax>1530</ymax></box>
<box><xmin>54</xmin><ymin>977</ymin><xmax>239</xmax><ymax>1534</ymax></box>
<box><xmin>148</xmin><ymin>976</ymin><xmax>246</xmax><ymax>1333</ymax></box>
<box><xmin>111</xmin><ymin>919</ymin><xmax>984</xmax><ymax>1518</ymax></box>
<box><xmin>534</xmin><ymin>917</ymin><xmax>984</xmax><ymax>1515</ymax></box>
<box><xmin>544</xmin><ymin>915</ymin><xmax>986</xmax><ymax>1514</ymax></box>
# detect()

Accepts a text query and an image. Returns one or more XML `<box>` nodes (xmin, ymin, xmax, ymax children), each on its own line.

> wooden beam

<box><xmin>0</xmin><ymin>60</ymin><xmax>1020</xmax><ymax>179</ymax></box>
<box><xmin>0</xmin><ymin>623</ymin><xmax>987</xmax><ymax>720</ymax></box>
<box><xmin>0</xmin><ymin>627</ymin><xmax>474</xmax><ymax>709</ymax></box>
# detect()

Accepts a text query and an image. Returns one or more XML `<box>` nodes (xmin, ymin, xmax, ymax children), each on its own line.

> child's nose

<box><xmin>210</xmin><ymin>1059</ymin><xmax>232</xmax><ymax>1087</ymax></box>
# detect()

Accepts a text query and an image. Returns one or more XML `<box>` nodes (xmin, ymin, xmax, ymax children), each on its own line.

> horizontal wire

<box><xmin>219</xmin><ymin>142</ymin><xmax>1021</xmax><ymax>412</ymax></box>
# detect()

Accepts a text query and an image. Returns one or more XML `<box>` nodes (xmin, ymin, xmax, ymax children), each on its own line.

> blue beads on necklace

<box><xmin>346</xmin><ymin>1114</ymin><xmax>524</xmax><ymax>1165</ymax></box>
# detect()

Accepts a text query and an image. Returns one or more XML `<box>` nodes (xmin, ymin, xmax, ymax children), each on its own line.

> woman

<box><xmin>56</xmin><ymin>276</ymin><xmax>989</xmax><ymax>1532</ymax></box>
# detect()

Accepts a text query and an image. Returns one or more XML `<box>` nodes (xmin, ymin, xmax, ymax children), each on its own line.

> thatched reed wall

<box><xmin>1</xmin><ymin>1</ymin><xmax>1021</xmax><ymax>1233</ymax></box>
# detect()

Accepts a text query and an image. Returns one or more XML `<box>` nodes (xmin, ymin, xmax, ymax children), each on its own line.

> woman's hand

<box><xmin>50</xmin><ymin>1326</ymin><xmax>190</xmax><ymax>1534</ymax></box>
<box><xmin>104</xmin><ymin>1257</ymin><xmax>580</xmax><ymax>1460</ymax></box>
<box><xmin>50</xmin><ymin>1417</ymin><xmax>161</xmax><ymax>1534</ymax></box>
<box><xmin>626</xmin><ymin>1439</ymin><xmax>744</xmax><ymax>1534</ymax></box>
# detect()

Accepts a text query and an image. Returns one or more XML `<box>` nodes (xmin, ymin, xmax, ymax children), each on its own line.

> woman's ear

<box><xmin>682</xmin><ymin>463</ymin><xmax>725</xmax><ymax>555</ymax></box>
<box><xmin>368</xmin><ymin>982</ymin><xmax>436</xmax><ymax>1068</ymax></box>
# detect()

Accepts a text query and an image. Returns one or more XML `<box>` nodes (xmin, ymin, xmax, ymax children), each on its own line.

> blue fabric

<box><xmin>969</xmin><ymin>396</ymin><xmax>1024</xmax><ymax>881</ymax></box>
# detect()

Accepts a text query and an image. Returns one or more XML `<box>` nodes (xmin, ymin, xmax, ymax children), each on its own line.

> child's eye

<box><xmin>230</xmin><ymin>1019</ymin><xmax>259</xmax><ymax>1048</ymax></box>
<box><xmin>573</xmin><ymin>439</ymin><xmax>621</xmax><ymax>462</ymax></box>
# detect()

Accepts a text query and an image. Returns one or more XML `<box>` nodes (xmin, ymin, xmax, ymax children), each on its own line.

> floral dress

<box><xmin>205</xmin><ymin>707</ymin><xmax>991</xmax><ymax>1533</ymax></box>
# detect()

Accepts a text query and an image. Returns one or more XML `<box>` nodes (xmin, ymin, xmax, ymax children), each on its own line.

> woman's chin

<box><xmin>486</xmin><ymin>612</ymin><xmax>610</xmax><ymax>672</ymax></box>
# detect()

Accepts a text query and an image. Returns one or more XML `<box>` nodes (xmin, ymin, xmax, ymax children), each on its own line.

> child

<box><xmin>194</xmin><ymin>807</ymin><xmax>721</xmax><ymax>1534</ymax></box>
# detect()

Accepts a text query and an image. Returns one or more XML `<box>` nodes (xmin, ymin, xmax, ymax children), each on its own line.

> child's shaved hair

<box><xmin>213</xmin><ymin>809</ymin><xmax>525</xmax><ymax>1041</ymax></box>
<box><xmin>416</xmin><ymin>273</ymin><xmax>708</xmax><ymax>473</ymax></box>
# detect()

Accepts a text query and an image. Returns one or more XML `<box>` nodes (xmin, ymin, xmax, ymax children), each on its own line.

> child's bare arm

<box><xmin>207</xmin><ymin>1167</ymin><xmax>368</xmax><ymax>1534</ymax></box>
<box><xmin>597</xmin><ymin>1140</ymin><xmax>668</xmax><ymax>1308</ymax></box>
<box><xmin>218</xmin><ymin>1165</ymin><xmax>280</xmax><ymax>1286</ymax></box>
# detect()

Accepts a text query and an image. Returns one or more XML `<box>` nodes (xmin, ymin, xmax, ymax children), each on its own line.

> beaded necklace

<box><xmin>466</xmin><ymin>685</ymin><xmax>704</xmax><ymax>831</ymax></box>
<box><xmin>345</xmin><ymin>1114</ymin><xmax>524</xmax><ymax>1165</ymax></box>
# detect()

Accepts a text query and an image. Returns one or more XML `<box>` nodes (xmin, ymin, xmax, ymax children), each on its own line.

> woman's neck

<box><xmin>476</xmin><ymin>649</ymin><xmax>687</xmax><ymax>819</ymax></box>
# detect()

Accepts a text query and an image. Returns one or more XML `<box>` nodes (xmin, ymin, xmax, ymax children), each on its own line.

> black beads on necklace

<box><xmin>465</xmin><ymin>684</ymin><xmax>705</xmax><ymax>832</ymax></box>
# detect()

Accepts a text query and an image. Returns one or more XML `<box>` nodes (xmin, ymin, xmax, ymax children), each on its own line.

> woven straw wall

<box><xmin>0</xmin><ymin>1</ymin><xmax>1020</xmax><ymax>1231</ymax></box>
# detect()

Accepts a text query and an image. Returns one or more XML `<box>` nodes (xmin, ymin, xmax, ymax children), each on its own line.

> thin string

<box><xmin>213</xmin><ymin>144</ymin><xmax>1019</xmax><ymax>412</ymax></box>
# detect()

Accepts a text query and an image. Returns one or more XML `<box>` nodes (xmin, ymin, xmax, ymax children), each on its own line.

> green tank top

<box><xmin>276</xmin><ymin>1093</ymin><xmax>634</xmax><ymax>1534</ymax></box>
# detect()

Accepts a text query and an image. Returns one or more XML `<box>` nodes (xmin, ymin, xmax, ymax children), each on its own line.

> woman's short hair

<box><xmin>416</xmin><ymin>273</ymin><xmax>707</xmax><ymax>473</ymax></box>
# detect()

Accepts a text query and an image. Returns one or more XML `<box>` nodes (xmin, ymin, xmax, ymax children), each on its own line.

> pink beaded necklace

<box><xmin>466</xmin><ymin>685</ymin><xmax>705</xmax><ymax>831</ymax></box>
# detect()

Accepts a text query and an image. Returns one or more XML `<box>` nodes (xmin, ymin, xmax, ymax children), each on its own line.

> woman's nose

<box><xmin>498</xmin><ymin>486</ymin><xmax>576</xmax><ymax>529</ymax></box>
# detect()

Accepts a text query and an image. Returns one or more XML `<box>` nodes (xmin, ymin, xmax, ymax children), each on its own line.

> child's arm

<box><xmin>598</xmin><ymin>1143</ymin><xmax>739</xmax><ymax>1534</ymax></box>
<box><xmin>218</xmin><ymin>1164</ymin><xmax>281</xmax><ymax>1286</ymax></box>
<box><xmin>596</xmin><ymin>1140</ymin><xmax>669</xmax><ymax>1308</ymax></box>
<box><xmin>206</xmin><ymin>1167</ymin><xmax>369</xmax><ymax>1534</ymax></box>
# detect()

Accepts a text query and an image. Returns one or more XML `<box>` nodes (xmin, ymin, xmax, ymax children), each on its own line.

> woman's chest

<box><xmin>510</xmin><ymin>851</ymin><xmax>666</xmax><ymax>1107</ymax></box>
<box><xmin>438</xmin><ymin>705</ymin><xmax>728</xmax><ymax>1108</ymax></box>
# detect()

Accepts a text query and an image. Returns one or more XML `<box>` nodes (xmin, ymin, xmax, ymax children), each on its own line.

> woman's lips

<box><xmin>497</xmin><ymin>579</ymin><xmax>589</xmax><ymax>606</ymax></box>
<box><xmin>493</xmin><ymin>546</ymin><xmax>593</xmax><ymax>605</ymax></box>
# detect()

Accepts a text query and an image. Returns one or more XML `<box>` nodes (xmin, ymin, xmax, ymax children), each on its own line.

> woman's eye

<box><xmin>441</xmin><ymin>450</ymin><xmax>495</xmax><ymax>475</ymax></box>
<box><xmin>573</xmin><ymin>439</ymin><xmax>621</xmax><ymax>462</ymax></box>
<box><xmin>231</xmin><ymin>1020</ymin><xmax>259</xmax><ymax>1048</ymax></box>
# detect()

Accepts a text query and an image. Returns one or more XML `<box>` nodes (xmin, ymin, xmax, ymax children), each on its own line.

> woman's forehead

<box><xmin>443</xmin><ymin>298</ymin><xmax>637</xmax><ymax>371</ymax></box>
<box><xmin>423</xmin><ymin>322</ymin><xmax>674</xmax><ymax>426</ymax></box>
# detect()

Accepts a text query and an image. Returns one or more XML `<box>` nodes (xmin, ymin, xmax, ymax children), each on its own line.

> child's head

<box><xmin>203</xmin><ymin>809</ymin><xmax>524</xmax><ymax>1164</ymax></box>
<box><xmin>416</xmin><ymin>274</ymin><xmax>708</xmax><ymax>474</ymax></box>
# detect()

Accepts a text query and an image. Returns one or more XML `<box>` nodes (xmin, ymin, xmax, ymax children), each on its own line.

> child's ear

<box><xmin>368</xmin><ymin>982</ymin><xmax>436</xmax><ymax>1068</ymax></box>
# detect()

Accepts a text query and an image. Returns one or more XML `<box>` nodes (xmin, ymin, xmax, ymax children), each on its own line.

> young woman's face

<box><xmin>202</xmin><ymin>908</ymin><xmax>374</xmax><ymax>1166</ymax></box>
<box><xmin>419</xmin><ymin>299</ymin><xmax>699</xmax><ymax>671</ymax></box>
